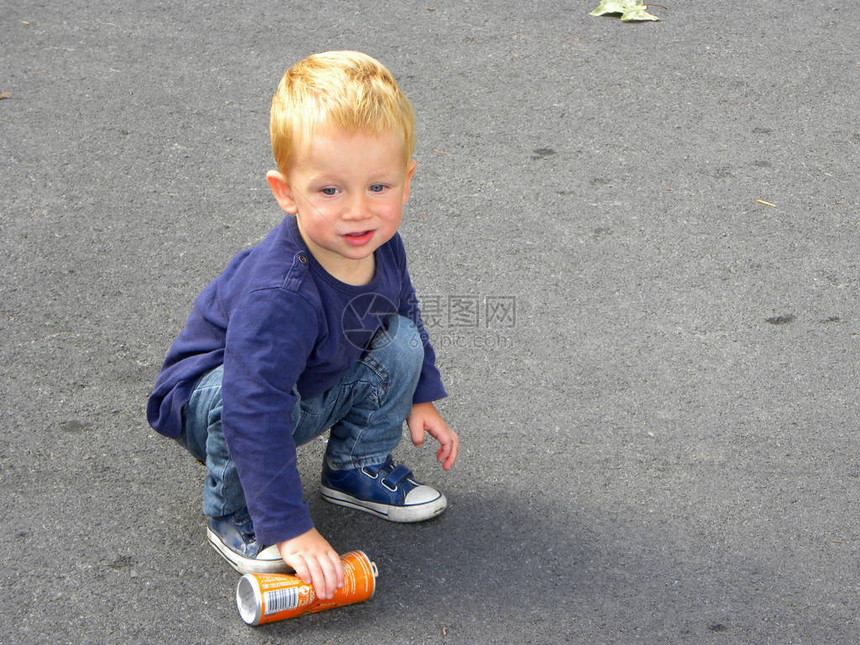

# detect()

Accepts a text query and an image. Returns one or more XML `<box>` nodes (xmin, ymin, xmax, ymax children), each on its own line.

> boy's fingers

<box><xmin>304</xmin><ymin>556</ymin><xmax>327</xmax><ymax>598</ymax></box>
<box><xmin>284</xmin><ymin>554</ymin><xmax>331</xmax><ymax>599</ymax></box>
<box><xmin>313</xmin><ymin>553</ymin><xmax>344</xmax><ymax>599</ymax></box>
<box><xmin>439</xmin><ymin>434</ymin><xmax>459</xmax><ymax>470</ymax></box>
<box><xmin>330</xmin><ymin>551</ymin><xmax>346</xmax><ymax>588</ymax></box>
<box><xmin>287</xmin><ymin>555</ymin><xmax>311</xmax><ymax>586</ymax></box>
<box><xmin>436</xmin><ymin>440</ymin><xmax>450</xmax><ymax>462</ymax></box>
<box><xmin>409</xmin><ymin>420</ymin><xmax>426</xmax><ymax>446</ymax></box>
<box><xmin>312</xmin><ymin>554</ymin><xmax>341</xmax><ymax>600</ymax></box>
<box><xmin>276</xmin><ymin>530</ymin><xmax>345</xmax><ymax>599</ymax></box>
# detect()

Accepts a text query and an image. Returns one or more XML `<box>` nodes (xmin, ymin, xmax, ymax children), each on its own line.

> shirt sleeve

<box><xmin>221</xmin><ymin>287</ymin><xmax>318</xmax><ymax>546</ymax></box>
<box><xmin>395</xmin><ymin>247</ymin><xmax>448</xmax><ymax>404</ymax></box>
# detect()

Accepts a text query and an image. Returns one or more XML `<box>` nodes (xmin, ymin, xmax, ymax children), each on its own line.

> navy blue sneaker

<box><xmin>206</xmin><ymin>511</ymin><xmax>289</xmax><ymax>574</ymax></box>
<box><xmin>320</xmin><ymin>456</ymin><xmax>447</xmax><ymax>522</ymax></box>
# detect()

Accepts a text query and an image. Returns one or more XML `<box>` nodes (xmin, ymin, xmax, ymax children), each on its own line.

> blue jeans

<box><xmin>176</xmin><ymin>315</ymin><xmax>424</xmax><ymax>519</ymax></box>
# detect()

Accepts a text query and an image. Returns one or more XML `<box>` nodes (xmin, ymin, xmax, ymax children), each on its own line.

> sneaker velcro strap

<box><xmin>381</xmin><ymin>465</ymin><xmax>413</xmax><ymax>488</ymax></box>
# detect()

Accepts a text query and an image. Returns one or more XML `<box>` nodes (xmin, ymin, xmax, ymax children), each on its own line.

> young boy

<box><xmin>146</xmin><ymin>51</ymin><xmax>459</xmax><ymax>600</ymax></box>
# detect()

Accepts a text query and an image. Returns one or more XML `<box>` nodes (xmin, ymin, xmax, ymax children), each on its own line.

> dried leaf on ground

<box><xmin>590</xmin><ymin>0</ymin><xmax>660</xmax><ymax>21</ymax></box>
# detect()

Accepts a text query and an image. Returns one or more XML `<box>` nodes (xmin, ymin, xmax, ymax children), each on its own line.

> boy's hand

<box><xmin>406</xmin><ymin>401</ymin><xmax>459</xmax><ymax>471</ymax></box>
<box><xmin>277</xmin><ymin>528</ymin><xmax>344</xmax><ymax>600</ymax></box>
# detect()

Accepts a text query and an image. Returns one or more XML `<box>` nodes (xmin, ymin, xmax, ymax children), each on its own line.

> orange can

<box><xmin>236</xmin><ymin>550</ymin><xmax>378</xmax><ymax>626</ymax></box>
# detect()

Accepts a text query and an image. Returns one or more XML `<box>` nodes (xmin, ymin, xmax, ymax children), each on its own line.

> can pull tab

<box><xmin>370</xmin><ymin>561</ymin><xmax>379</xmax><ymax>578</ymax></box>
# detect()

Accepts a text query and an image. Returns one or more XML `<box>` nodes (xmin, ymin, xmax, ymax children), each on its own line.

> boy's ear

<box><xmin>402</xmin><ymin>160</ymin><xmax>417</xmax><ymax>206</ymax></box>
<box><xmin>266</xmin><ymin>170</ymin><xmax>298</xmax><ymax>214</ymax></box>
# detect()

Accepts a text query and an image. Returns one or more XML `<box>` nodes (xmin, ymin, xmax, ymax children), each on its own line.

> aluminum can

<box><xmin>236</xmin><ymin>550</ymin><xmax>378</xmax><ymax>625</ymax></box>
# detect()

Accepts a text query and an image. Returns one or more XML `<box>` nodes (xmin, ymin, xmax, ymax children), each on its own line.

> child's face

<box><xmin>272</xmin><ymin>128</ymin><xmax>416</xmax><ymax>281</ymax></box>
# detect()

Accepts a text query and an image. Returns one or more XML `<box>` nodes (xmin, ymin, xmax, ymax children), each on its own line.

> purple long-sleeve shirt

<box><xmin>146</xmin><ymin>215</ymin><xmax>446</xmax><ymax>544</ymax></box>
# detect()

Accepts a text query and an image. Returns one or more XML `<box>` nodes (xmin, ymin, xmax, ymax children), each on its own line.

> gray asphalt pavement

<box><xmin>2</xmin><ymin>1</ymin><xmax>859</xmax><ymax>643</ymax></box>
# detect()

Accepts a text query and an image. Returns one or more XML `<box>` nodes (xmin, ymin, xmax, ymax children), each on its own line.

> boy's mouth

<box><xmin>342</xmin><ymin>230</ymin><xmax>374</xmax><ymax>246</ymax></box>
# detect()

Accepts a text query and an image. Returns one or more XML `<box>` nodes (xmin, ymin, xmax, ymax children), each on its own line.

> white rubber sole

<box><xmin>206</xmin><ymin>528</ymin><xmax>290</xmax><ymax>575</ymax></box>
<box><xmin>320</xmin><ymin>485</ymin><xmax>447</xmax><ymax>522</ymax></box>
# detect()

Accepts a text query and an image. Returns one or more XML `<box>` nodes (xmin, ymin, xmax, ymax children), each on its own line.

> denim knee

<box><xmin>177</xmin><ymin>366</ymin><xmax>224</xmax><ymax>463</ymax></box>
<box><xmin>375</xmin><ymin>315</ymin><xmax>424</xmax><ymax>380</ymax></box>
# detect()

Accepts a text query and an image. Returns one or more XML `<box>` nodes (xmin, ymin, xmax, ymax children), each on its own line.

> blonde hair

<box><xmin>270</xmin><ymin>51</ymin><xmax>415</xmax><ymax>173</ymax></box>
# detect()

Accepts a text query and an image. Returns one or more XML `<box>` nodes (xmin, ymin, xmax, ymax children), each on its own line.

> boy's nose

<box><xmin>342</xmin><ymin>194</ymin><xmax>371</xmax><ymax>220</ymax></box>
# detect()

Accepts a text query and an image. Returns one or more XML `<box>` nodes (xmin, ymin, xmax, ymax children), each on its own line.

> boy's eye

<box><xmin>369</xmin><ymin>184</ymin><xmax>386</xmax><ymax>193</ymax></box>
<box><xmin>321</xmin><ymin>187</ymin><xmax>337</xmax><ymax>196</ymax></box>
